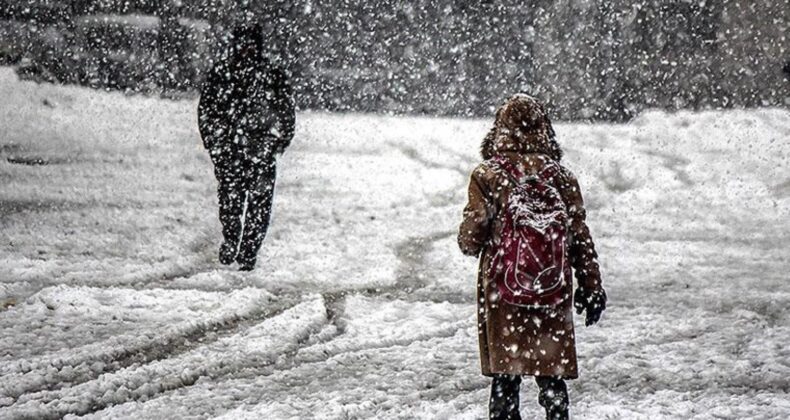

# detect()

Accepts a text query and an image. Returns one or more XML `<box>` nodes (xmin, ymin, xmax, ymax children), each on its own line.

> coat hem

<box><xmin>481</xmin><ymin>369</ymin><xmax>579</xmax><ymax>380</ymax></box>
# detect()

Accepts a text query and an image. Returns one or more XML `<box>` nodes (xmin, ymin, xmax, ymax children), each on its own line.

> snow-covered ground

<box><xmin>1</xmin><ymin>67</ymin><xmax>788</xmax><ymax>419</ymax></box>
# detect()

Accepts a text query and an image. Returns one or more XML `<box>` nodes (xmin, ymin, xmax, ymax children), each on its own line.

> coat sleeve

<box><xmin>197</xmin><ymin>72</ymin><xmax>227</xmax><ymax>150</ymax></box>
<box><xmin>458</xmin><ymin>164</ymin><xmax>494</xmax><ymax>257</ymax></box>
<box><xmin>557</xmin><ymin>167</ymin><xmax>603</xmax><ymax>292</ymax></box>
<box><xmin>270</xmin><ymin>68</ymin><xmax>296</xmax><ymax>151</ymax></box>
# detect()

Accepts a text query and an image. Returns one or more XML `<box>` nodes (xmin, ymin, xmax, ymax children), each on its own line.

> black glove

<box><xmin>574</xmin><ymin>287</ymin><xmax>607</xmax><ymax>326</ymax></box>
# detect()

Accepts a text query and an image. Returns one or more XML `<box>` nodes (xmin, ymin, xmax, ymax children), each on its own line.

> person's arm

<box><xmin>197</xmin><ymin>71</ymin><xmax>227</xmax><ymax>150</ymax></box>
<box><xmin>557</xmin><ymin>167</ymin><xmax>606</xmax><ymax>325</ymax></box>
<box><xmin>557</xmin><ymin>167</ymin><xmax>601</xmax><ymax>290</ymax></box>
<box><xmin>458</xmin><ymin>164</ymin><xmax>494</xmax><ymax>257</ymax></box>
<box><xmin>270</xmin><ymin>67</ymin><xmax>296</xmax><ymax>152</ymax></box>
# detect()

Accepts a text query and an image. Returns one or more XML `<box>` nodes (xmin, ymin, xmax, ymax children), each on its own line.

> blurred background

<box><xmin>0</xmin><ymin>0</ymin><xmax>787</xmax><ymax>120</ymax></box>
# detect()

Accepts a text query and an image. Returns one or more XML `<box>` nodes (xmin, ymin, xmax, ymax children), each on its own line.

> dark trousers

<box><xmin>490</xmin><ymin>375</ymin><xmax>569</xmax><ymax>420</ymax></box>
<box><xmin>210</xmin><ymin>142</ymin><xmax>277</xmax><ymax>264</ymax></box>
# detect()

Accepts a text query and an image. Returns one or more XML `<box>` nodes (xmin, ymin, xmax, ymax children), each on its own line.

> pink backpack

<box><xmin>488</xmin><ymin>155</ymin><xmax>571</xmax><ymax>308</ymax></box>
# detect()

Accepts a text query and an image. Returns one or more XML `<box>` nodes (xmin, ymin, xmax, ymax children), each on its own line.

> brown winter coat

<box><xmin>458</xmin><ymin>97</ymin><xmax>602</xmax><ymax>379</ymax></box>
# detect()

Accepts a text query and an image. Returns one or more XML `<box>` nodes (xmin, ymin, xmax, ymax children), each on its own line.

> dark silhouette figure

<box><xmin>198</xmin><ymin>25</ymin><xmax>295</xmax><ymax>271</ymax></box>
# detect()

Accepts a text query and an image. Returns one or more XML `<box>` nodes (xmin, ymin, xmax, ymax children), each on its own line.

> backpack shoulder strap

<box><xmin>537</xmin><ymin>160</ymin><xmax>561</xmax><ymax>180</ymax></box>
<box><xmin>491</xmin><ymin>155</ymin><xmax>526</xmax><ymax>185</ymax></box>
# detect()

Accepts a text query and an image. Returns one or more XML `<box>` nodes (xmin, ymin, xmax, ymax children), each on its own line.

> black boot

<box><xmin>536</xmin><ymin>377</ymin><xmax>569</xmax><ymax>420</ymax></box>
<box><xmin>490</xmin><ymin>375</ymin><xmax>522</xmax><ymax>420</ymax></box>
<box><xmin>236</xmin><ymin>253</ymin><xmax>257</xmax><ymax>271</ymax></box>
<box><xmin>219</xmin><ymin>242</ymin><xmax>237</xmax><ymax>265</ymax></box>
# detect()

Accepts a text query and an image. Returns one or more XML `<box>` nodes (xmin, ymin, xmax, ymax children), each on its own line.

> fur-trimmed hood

<box><xmin>481</xmin><ymin>94</ymin><xmax>562</xmax><ymax>161</ymax></box>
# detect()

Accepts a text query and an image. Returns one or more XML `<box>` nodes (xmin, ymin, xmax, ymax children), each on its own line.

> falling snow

<box><xmin>1</xmin><ymin>1</ymin><xmax>789</xmax><ymax>419</ymax></box>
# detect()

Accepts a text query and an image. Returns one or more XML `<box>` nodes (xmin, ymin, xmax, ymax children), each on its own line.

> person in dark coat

<box><xmin>198</xmin><ymin>24</ymin><xmax>295</xmax><ymax>271</ymax></box>
<box><xmin>458</xmin><ymin>94</ymin><xmax>607</xmax><ymax>420</ymax></box>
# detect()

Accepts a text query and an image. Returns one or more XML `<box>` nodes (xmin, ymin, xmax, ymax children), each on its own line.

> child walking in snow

<box><xmin>458</xmin><ymin>94</ymin><xmax>606</xmax><ymax>420</ymax></box>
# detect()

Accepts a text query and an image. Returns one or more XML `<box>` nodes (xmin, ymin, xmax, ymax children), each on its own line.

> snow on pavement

<box><xmin>79</xmin><ymin>296</ymin><xmax>483</xmax><ymax>420</ymax></box>
<box><xmin>0</xmin><ymin>286</ymin><xmax>275</xmax><ymax>399</ymax></box>
<box><xmin>1</xmin><ymin>67</ymin><xmax>789</xmax><ymax>419</ymax></box>
<box><xmin>8</xmin><ymin>296</ymin><xmax>326</xmax><ymax>419</ymax></box>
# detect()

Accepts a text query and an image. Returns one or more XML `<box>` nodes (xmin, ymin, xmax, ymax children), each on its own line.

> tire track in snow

<box><xmin>380</xmin><ymin>140</ymin><xmax>471</xmax><ymax>303</ymax></box>
<box><xmin>68</xmin><ymin>253</ymin><xmax>466</xmax><ymax>420</ymax></box>
<box><xmin>2</xmin><ymin>224</ymin><xmax>457</xmax><ymax>415</ymax></box>
<box><xmin>3</xmin><ymin>296</ymin><xmax>328</xmax><ymax>420</ymax></box>
<box><xmin>0</xmin><ymin>289</ymin><xmax>298</xmax><ymax>403</ymax></box>
<box><xmin>317</xmin><ymin>230</ymin><xmax>458</xmax><ymax>305</ymax></box>
<box><xmin>92</xmin><ymin>297</ymin><xmax>477</xmax><ymax>420</ymax></box>
<box><xmin>277</xmin><ymin>229</ymin><xmax>465</xmax><ymax>378</ymax></box>
<box><xmin>0</xmin><ymin>232</ymin><xmax>218</xmax><ymax>311</ymax></box>
<box><xmin>391</xmin><ymin>230</ymin><xmax>456</xmax><ymax>297</ymax></box>
<box><xmin>641</xmin><ymin>149</ymin><xmax>693</xmax><ymax>186</ymax></box>
<box><xmin>4</xmin><ymin>137</ymin><xmax>472</xmax><ymax>417</ymax></box>
<box><xmin>386</xmin><ymin>141</ymin><xmax>469</xmax><ymax>178</ymax></box>
<box><xmin>215</xmin><ymin>319</ymin><xmax>469</xmax><ymax>391</ymax></box>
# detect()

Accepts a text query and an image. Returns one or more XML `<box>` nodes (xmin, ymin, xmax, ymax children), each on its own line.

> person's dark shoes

<box><xmin>536</xmin><ymin>377</ymin><xmax>569</xmax><ymax>420</ymax></box>
<box><xmin>219</xmin><ymin>242</ymin><xmax>237</xmax><ymax>265</ymax></box>
<box><xmin>545</xmin><ymin>403</ymin><xmax>569</xmax><ymax>420</ymax></box>
<box><xmin>238</xmin><ymin>259</ymin><xmax>256</xmax><ymax>271</ymax></box>
<box><xmin>236</xmin><ymin>251</ymin><xmax>257</xmax><ymax>271</ymax></box>
<box><xmin>490</xmin><ymin>375</ymin><xmax>522</xmax><ymax>420</ymax></box>
<box><xmin>238</xmin><ymin>260</ymin><xmax>256</xmax><ymax>271</ymax></box>
<box><xmin>574</xmin><ymin>287</ymin><xmax>607</xmax><ymax>326</ymax></box>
